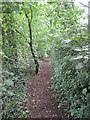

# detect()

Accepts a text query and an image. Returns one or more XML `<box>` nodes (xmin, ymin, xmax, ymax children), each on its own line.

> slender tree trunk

<box><xmin>25</xmin><ymin>11</ymin><xmax>39</xmax><ymax>75</ymax></box>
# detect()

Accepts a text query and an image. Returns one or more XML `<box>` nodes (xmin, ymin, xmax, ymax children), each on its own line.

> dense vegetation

<box><xmin>50</xmin><ymin>1</ymin><xmax>90</xmax><ymax>118</ymax></box>
<box><xmin>1</xmin><ymin>1</ymin><xmax>89</xmax><ymax>119</ymax></box>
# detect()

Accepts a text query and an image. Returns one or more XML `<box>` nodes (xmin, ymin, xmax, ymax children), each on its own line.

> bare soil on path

<box><xmin>27</xmin><ymin>58</ymin><xmax>65</xmax><ymax>119</ymax></box>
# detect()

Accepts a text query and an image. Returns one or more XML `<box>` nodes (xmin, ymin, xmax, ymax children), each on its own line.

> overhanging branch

<box><xmin>14</xmin><ymin>28</ymin><xmax>29</xmax><ymax>44</ymax></box>
<box><xmin>79</xmin><ymin>2</ymin><xmax>90</xmax><ymax>8</ymax></box>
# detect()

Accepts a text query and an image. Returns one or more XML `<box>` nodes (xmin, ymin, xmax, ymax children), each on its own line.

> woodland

<box><xmin>0</xmin><ymin>1</ymin><xmax>90</xmax><ymax>119</ymax></box>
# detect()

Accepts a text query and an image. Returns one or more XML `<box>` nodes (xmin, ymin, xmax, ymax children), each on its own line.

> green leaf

<box><xmin>76</xmin><ymin>63</ymin><xmax>83</xmax><ymax>70</ymax></box>
<box><xmin>4</xmin><ymin>80</ymin><xmax>14</xmax><ymax>87</ymax></box>
<box><xmin>86</xmin><ymin>93</ymin><xmax>90</xmax><ymax>103</ymax></box>
<box><xmin>2</xmin><ymin>87</ymin><xmax>7</xmax><ymax>92</ymax></box>
<box><xmin>82</xmin><ymin>88</ymin><xmax>87</xmax><ymax>95</ymax></box>
<box><xmin>8</xmin><ymin>90</ymin><xmax>14</xmax><ymax>96</ymax></box>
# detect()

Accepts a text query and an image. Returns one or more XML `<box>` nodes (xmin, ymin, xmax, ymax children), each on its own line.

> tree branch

<box><xmin>14</xmin><ymin>28</ymin><xmax>29</xmax><ymax>44</ymax></box>
<box><xmin>70</xmin><ymin>0</ymin><xmax>74</xmax><ymax>10</ymax></box>
<box><xmin>79</xmin><ymin>2</ymin><xmax>90</xmax><ymax>8</ymax></box>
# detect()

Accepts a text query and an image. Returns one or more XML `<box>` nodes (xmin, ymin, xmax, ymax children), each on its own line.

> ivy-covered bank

<box><xmin>50</xmin><ymin>1</ymin><xmax>90</xmax><ymax>119</ymax></box>
<box><xmin>1</xmin><ymin>3</ymin><xmax>30</xmax><ymax>119</ymax></box>
<box><xmin>1</xmin><ymin>2</ymin><xmax>50</xmax><ymax>119</ymax></box>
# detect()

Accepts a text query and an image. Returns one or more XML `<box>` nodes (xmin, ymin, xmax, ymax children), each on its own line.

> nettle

<box><xmin>50</xmin><ymin>1</ymin><xmax>89</xmax><ymax>118</ymax></box>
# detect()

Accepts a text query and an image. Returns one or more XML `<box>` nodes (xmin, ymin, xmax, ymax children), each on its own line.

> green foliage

<box><xmin>2</xmin><ymin>69</ymin><xmax>29</xmax><ymax>118</ymax></box>
<box><xmin>50</xmin><ymin>1</ymin><xmax>89</xmax><ymax>119</ymax></box>
<box><xmin>1</xmin><ymin>2</ymin><xmax>50</xmax><ymax>119</ymax></box>
<box><xmin>1</xmin><ymin>2</ymin><xmax>31</xmax><ymax>119</ymax></box>
<box><xmin>1</xmin><ymin>1</ymin><xmax>89</xmax><ymax>119</ymax></box>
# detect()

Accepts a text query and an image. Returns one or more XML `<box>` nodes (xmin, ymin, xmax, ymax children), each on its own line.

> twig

<box><xmin>5</xmin><ymin>21</ymin><xmax>29</xmax><ymax>43</ymax></box>
<box><xmin>14</xmin><ymin>28</ymin><xmax>29</xmax><ymax>44</ymax></box>
<box><xmin>14</xmin><ymin>29</ymin><xmax>26</xmax><ymax>40</ymax></box>
<box><xmin>79</xmin><ymin>2</ymin><xmax>90</xmax><ymax>8</ymax></box>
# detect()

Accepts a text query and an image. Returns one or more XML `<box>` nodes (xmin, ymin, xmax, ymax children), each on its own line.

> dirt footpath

<box><xmin>27</xmin><ymin>59</ymin><xmax>64</xmax><ymax>119</ymax></box>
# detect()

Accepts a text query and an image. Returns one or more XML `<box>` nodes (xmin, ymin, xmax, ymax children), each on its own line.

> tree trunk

<box><xmin>25</xmin><ymin>11</ymin><xmax>39</xmax><ymax>75</ymax></box>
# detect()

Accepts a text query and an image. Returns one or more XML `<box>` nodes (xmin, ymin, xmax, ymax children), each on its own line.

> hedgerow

<box><xmin>50</xmin><ymin>1</ymin><xmax>90</xmax><ymax>118</ymax></box>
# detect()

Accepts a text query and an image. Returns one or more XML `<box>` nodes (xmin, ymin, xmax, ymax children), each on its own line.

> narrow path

<box><xmin>27</xmin><ymin>58</ymin><xmax>64</xmax><ymax>119</ymax></box>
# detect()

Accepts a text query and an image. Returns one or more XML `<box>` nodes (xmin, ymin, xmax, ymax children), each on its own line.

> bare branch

<box><xmin>14</xmin><ymin>28</ymin><xmax>29</xmax><ymax>44</ymax></box>
<box><xmin>79</xmin><ymin>2</ymin><xmax>90</xmax><ymax>8</ymax></box>
<box><xmin>6</xmin><ymin>20</ymin><xmax>29</xmax><ymax>43</ymax></box>
<box><xmin>70</xmin><ymin>0</ymin><xmax>74</xmax><ymax>10</ymax></box>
